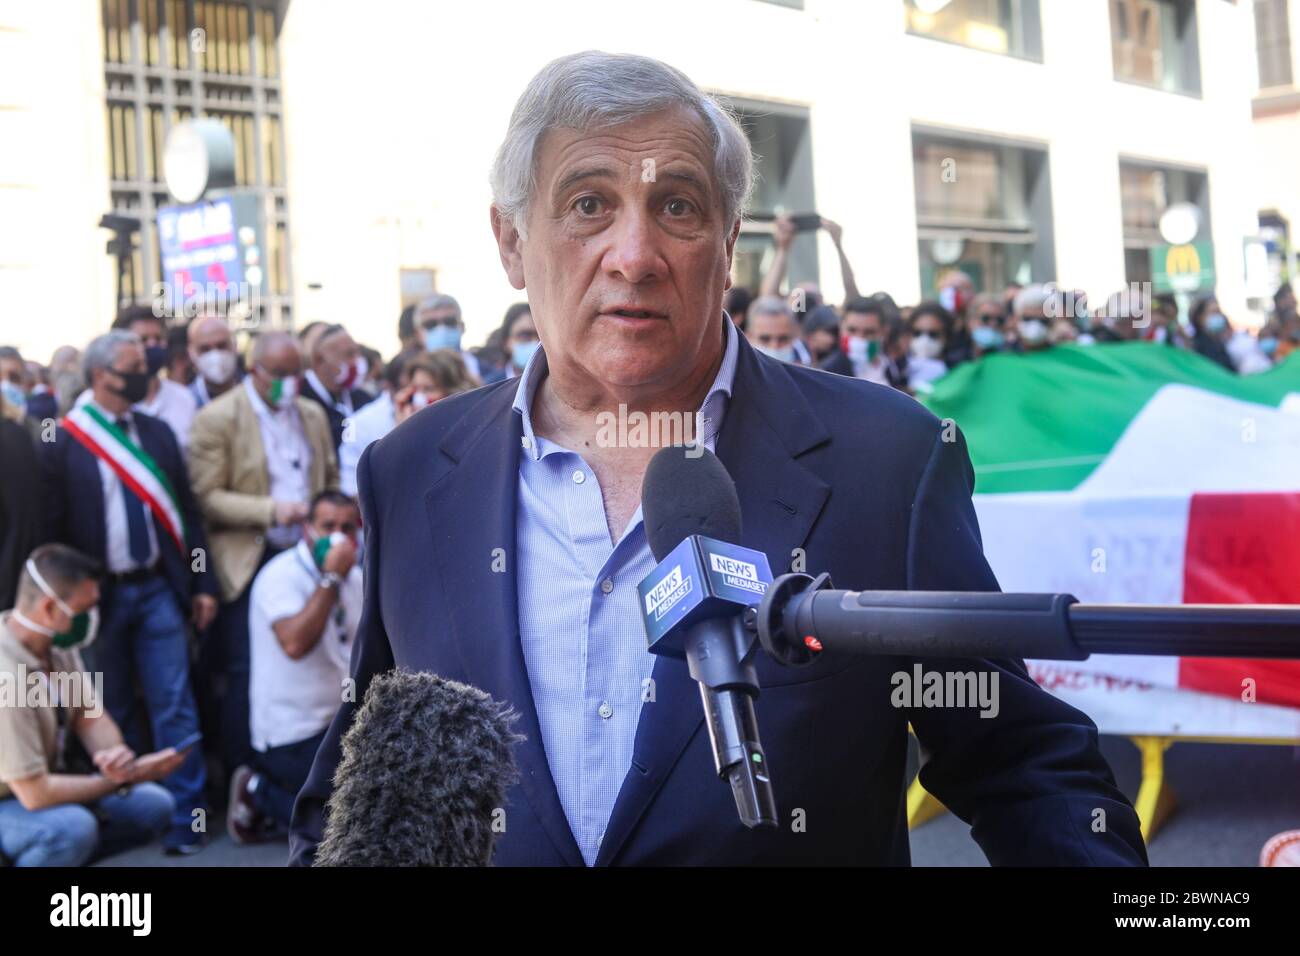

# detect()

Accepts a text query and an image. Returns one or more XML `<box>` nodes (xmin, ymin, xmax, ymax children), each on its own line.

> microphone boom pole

<box><xmin>757</xmin><ymin>572</ymin><xmax>1300</xmax><ymax>665</ymax></box>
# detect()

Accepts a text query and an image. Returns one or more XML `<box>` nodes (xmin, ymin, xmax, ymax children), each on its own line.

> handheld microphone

<box><xmin>314</xmin><ymin>669</ymin><xmax>522</xmax><ymax>866</ymax></box>
<box><xmin>639</xmin><ymin>446</ymin><xmax>778</xmax><ymax>830</ymax></box>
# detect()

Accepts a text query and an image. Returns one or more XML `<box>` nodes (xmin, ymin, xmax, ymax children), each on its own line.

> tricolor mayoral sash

<box><xmin>62</xmin><ymin>404</ymin><xmax>186</xmax><ymax>554</ymax></box>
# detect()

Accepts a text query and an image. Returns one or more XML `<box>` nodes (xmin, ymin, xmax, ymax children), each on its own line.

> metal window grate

<box><xmin>101</xmin><ymin>0</ymin><xmax>292</xmax><ymax>327</ymax></box>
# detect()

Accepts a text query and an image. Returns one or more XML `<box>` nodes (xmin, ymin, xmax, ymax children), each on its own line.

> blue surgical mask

<box><xmin>1260</xmin><ymin>336</ymin><xmax>1279</xmax><ymax>356</ymax></box>
<box><xmin>972</xmin><ymin>326</ymin><xmax>1004</xmax><ymax>350</ymax></box>
<box><xmin>511</xmin><ymin>340</ymin><xmax>541</xmax><ymax>369</ymax></box>
<box><xmin>755</xmin><ymin>345</ymin><xmax>796</xmax><ymax>363</ymax></box>
<box><xmin>1</xmin><ymin>380</ymin><xmax>26</xmax><ymax>415</ymax></box>
<box><xmin>1205</xmin><ymin>313</ymin><xmax>1227</xmax><ymax>333</ymax></box>
<box><xmin>424</xmin><ymin>325</ymin><xmax>462</xmax><ymax>352</ymax></box>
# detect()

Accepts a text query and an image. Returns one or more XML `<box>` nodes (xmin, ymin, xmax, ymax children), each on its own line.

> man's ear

<box><xmin>722</xmin><ymin>217</ymin><xmax>741</xmax><ymax>292</ymax></box>
<box><xmin>490</xmin><ymin>204</ymin><xmax>527</xmax><ymax>291</ymax></box>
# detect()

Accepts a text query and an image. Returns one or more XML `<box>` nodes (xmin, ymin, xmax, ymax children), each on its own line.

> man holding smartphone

<box><xmin>0</xmin><ymin>545</ymin><xmax>191</xmax><ymax>866</ymax></box>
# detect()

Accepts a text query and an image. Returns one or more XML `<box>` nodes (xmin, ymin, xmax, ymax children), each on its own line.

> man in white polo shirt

<box><xmin>227</xmin><ymin>490</ymin><xmax>361</xmax><ymax>844</ymax></box>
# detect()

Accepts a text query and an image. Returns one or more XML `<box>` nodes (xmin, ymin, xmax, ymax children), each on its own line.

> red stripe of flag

<box><xmin>1180</xmin><ymin>492</ymin><xmax>1300</xmax><ymax>709</ymax></box>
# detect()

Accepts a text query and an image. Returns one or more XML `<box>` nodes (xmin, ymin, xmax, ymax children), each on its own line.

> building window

<box><xmin>912</xmin><ymin>128</ymin><xmax>1055</xmax><ymax>296</ymax></box>
<box><xmin>905</xmin><ymin>0</ymin><xmax>1043</xmax><ymax>61</ymax></box>
<box><xmin>1110</xmin><ymin>0</ymin><xmax>1202</xmax><ymax>95</ymax></box>
<box><xmin>399</xmin><ymin>268</ymin><xmax>438</xmax><ymax>310</ymax></box>
<box><xmin>1119</xmin><ymin>160</ymin><xmax>1210</xmax><ymax>283</ymax></box>
<box><xmin>1255</xmin><ymin>0</ymin><xmax>1294</xmax><ymax>90</ymax></box>
<box><xmin>724</xmin><ymin>100</ymin><xmax>817</xmax><ymax>294</ymax></box>
<box><xmin>102</xmin><ymin>0</ymin><xmax>291</xmax><ymax>326</ymax></box>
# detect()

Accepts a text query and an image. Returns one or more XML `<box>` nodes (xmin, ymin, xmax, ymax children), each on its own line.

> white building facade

<box><xmin>0</xmin><ymin>0</ymin><xmax>1262</xmax><ymax>360</ymax></box>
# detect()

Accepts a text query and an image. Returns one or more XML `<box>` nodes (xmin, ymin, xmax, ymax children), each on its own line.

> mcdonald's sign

<box><xmin>1151</xmin><ymin>241</ymin><xmax>1215</xmax><ymax>294</ymax></box>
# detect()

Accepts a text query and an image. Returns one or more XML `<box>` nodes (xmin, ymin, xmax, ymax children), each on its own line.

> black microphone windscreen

<box><xmin>314</xmin><ymin>669</ymin><xmax>522</xmax><ymax>867</ymax></box>
<box><xmin>642</xmin><ymin>445</ymin><xmax>742</xmax><ymax>561</ymax></box>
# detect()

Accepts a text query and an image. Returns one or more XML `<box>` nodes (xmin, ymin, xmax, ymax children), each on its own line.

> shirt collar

<box><xmin>244</xmin><ymin>376</ymin><xmax>275</xmax><ymax>416</ymax></box>
<box><xmin>511</xmin><ymin>314</ymin><xmax>739</xmax><ymax>462</ymax></box>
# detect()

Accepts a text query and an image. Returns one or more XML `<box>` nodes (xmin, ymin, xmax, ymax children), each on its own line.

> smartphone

<box><xmin>172</xmin><ymin>731</ymin><xmax>202</xmax><ymax>752</ymax></box>
<box><xmin>789</xmin><ymin>212</ymin><xmax>822</xmax><ymax>232</ymax></box>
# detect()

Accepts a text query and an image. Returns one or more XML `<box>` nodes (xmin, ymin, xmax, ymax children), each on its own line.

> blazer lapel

<box><xmin>596</xmin><ymin>339</ymin><xmax>832</xmax><ymax>864</ymax></box>
<box><xmin>423</xmin><ymin>385</ymin><xmax>584</xmax><ymax>866</ymax></box>
<box><xmin>235</xmin><ymin>388</ymin><xmax>271</xmax><ymax>496</ymax></box>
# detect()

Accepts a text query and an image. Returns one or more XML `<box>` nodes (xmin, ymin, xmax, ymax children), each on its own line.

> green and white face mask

<box><xmin>257</xmin><ymin>365</ymin><xmax>299</xmax><ymax>408</ymax></box>
<box><xmin>13</xmin><ymin>559</ymin><xmax>100</xmax><ymax>650</ymax></box>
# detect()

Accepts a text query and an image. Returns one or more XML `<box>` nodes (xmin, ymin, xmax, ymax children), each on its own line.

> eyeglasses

<box><xmin>419</xmin><ymin>316</ymin><xmax>459</xmax><ymax>330</ymax></box>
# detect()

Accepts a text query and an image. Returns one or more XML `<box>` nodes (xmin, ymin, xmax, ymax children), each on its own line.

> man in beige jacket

<box><xmin>187</xmin><ymin>331</ymin><xmax>337</xmax><ymax>777</ymax></box>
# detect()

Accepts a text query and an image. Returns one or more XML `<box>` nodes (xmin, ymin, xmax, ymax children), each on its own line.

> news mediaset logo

<box><xmin>708</xmin><ymin>553</ymin><xmax>766</xmax><ymax>596</ymax></box>
<box><xmin>644</xmin><ymin>565</ymin><xmax>693</xmax><ymax>622</ymax></box>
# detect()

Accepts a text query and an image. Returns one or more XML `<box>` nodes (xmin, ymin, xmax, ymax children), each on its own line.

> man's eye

<box><xmin>664</xmin><ymin>198</ymin><xmax>694</xmax><ymax>217</ymax></box>
<box><xmin>574</xmin><ymin>196</ymin><xmax>603</xmax><ymax>216</ymax></box>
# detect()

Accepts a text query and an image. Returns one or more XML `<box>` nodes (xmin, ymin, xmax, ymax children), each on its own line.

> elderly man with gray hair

<box><xmin>39</xmin><ymin>329</ymin><xmax>218</xmax><ymax>854</ymax></box>
<box><xmin>291</xmin><ymin>51</ymin><xmax>1145</xmax><ymax>867</ymax></box>
<box><xmin>188</xmin><ymin>330</ymin><xmax>337</xmax><ymax>784</ymax></box>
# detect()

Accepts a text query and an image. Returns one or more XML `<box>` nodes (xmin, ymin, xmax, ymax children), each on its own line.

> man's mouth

<box><xmin>604</xmin><ymin>307</ymin><xmax>667</xmax><ymax>320</ymax></box>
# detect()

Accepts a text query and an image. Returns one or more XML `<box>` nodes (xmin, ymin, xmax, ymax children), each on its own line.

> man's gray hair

<box><xmin>251</xmin><ymin>330</ymin><xmax>296</xmax><ymax>366</ymax></box>
<box><xmin>416</xmin><ymin>294</ymin><xmax>462</xmax><ymax>324</ymax></box>
<box><xmin>83</xmin><ymin>330</ymin><xmax>141</xmax><ymax>381</ymax></box>
<box><xmin>490</xmin><ymin>51</ymin><xmax>754</xmax><ymax>238</ymax></box>
<box><xmin>748</xmin><ymin>295</ymin><xmax>795</xmax><ymax>322</ymax></box>
<box><xmin>1013</xmin><ymin>284</ymin><xmax>1052</xmax><ymax>316</ymax></box>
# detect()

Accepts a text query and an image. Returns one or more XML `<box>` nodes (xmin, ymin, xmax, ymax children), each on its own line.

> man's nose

<box><xmin>602</xmin><ymin>209</ymin><xmax>666</xmax><ymax>284</ymax></box>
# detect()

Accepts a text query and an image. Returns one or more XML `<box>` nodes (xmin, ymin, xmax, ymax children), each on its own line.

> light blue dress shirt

<box><xmin>511</xmin><ymin>318</ymin><xmax>739</xmax><ymax>865</ymax></box>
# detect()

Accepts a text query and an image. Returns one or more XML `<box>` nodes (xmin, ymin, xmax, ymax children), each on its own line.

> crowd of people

<box><xmin>0</xmin><ymin>214</ymin><xmax>1294</xmax><ymax>865</ymax></box>
<box><xmin>724</xmin><ymin>215</ymin><xmax>1297</xmax><ymax>397</ymax></box>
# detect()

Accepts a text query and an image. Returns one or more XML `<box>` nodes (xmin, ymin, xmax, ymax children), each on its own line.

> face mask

<box><xmin>1020</xmin><ymin>319</ymin><xmax>1049</xmax><ymax>344</ymax></box>
<box><xmin>110</xmin><ymin>369</ymin><xmax>151</xmax><ymax>404</ymax></box>
<box><xmin>409</xmin><ymin>391</ymin><xmax>432</xmax><ymax>409</ymax></box>
<box><xmin>1205</xmin><ymin>313</ymin><xmax>1228</xmax><ymax>334</ymax></box>
<box><xmin>145</xmin><ymin>345</ymin><xmax>168</xmax><ymax>377</ymax></box>
<box><xmin>512</xmin><ymin>340</ymin><xmax>541</xmax><ymax>369</ymax></box>
<box><xmin>336</xmin><ymin>356</ymin><xmax>368</xmax><ymax>390</ymax></box>
<box><xmin>425</xmin><ymin>325</ymin><xmax>462</xmax><ymax>352</ymax></box>
<box><xmin>15</xmin><ymin>559</ymin><xmax>100</xmax><ymax>649</ymax></box>
<box><xmin>1260</xmin><ymin>337</ymin><xmax>1279</xmax><ymax>357</ymax></box>
<box><xmin>972</xmin><ymin>326</ymin><xmax>1004</xmax><ymax>350</ymax></box>
<box><xmin>194</xmin><ymin>349</ymin><xmax>237</xmax><ymax>385</ymax></box>
<box><xmin>844</xmin><ymin>336</ymin><xmax>880</xmax><ymax>363</ymax></box>
<box><xmin>938</xmin><ymin>286</ymin><xmax>969</xmax><ymax>314</ymax></box>
<box><xmin>311</xmin><ymin>530</ymin><xmax>350</xmax><ymax>569</ymax></box>
<box><xmin>260</xmin><ymin>368</ymin><xmax>298</xmax><ymax>408</ymax></box>
<box><xmin>755</xmin><ymin>344</ymin><xmax>796</xmax><ymax>363</ymax></box>
<box><xmin>910</xmin><ymin>333</ymin><xmax>944</xmax><ymax>361</ymax></box>
<box><xmin>1</xmin><ymin>380</ymin><xmax>27</xmax><ymax>415</ymax></box>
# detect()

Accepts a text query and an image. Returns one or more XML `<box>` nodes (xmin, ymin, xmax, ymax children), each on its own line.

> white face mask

<box><xmin>910</xmin><ymin>333</ymin><xmax>944</xmax><ymax>361</ymax></box>
<box><xmin>193</xmin><ymin>348</ymin><xmax>237</xmax><ymax>385</ymax></box>
<box><xmin>1020</xmin><ymin>319</ymin><xmax>1049</xmax><ymax>344</ymax></box>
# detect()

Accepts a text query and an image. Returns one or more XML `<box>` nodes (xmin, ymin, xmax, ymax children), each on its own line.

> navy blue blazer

<box><xmin>289</xmin><ymin>335</ymin><xmax>1147</xmax><ymax>866</ymax></box>
<box><xmin>300</xmin><ymin>378</ymin><xmax>374</xmax><ymax>452</ymax></box>
<box><xmin>40</xmin><ymin>409</ymin><xmax>218</xmax><ymax>607</ymax></box>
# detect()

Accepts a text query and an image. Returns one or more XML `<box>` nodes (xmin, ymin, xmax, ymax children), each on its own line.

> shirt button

<box><xmin>599</xmin><ymin>578</ymin><xmax>614</xmax><ymax>595</ymax></box>
<box><xmin>572</xmin><ymin>469</ymin><xmax>586</xmax><ymax>484</ymax></box>
<box><xmin>598</xmin><ymin>701</ymin><xmax>613</xmax><ymax>719</ymax></box>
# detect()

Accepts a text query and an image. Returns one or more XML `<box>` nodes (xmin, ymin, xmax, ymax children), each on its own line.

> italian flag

<box><xmin>62</xmin><ymin>404</ymin><xmax>187</xmax><ymax>556</ymax></box>
<box><xmin>922</xmin><ymin>343</ymin><xmax>1300</xmax><ymax>738</ymax></box>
